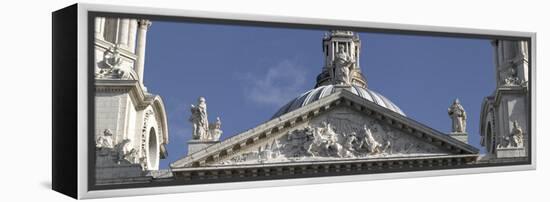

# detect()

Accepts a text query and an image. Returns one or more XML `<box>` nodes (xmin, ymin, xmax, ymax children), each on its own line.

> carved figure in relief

<box><xmin>322</xmin><ymin>122</ymin><xmax>346</xmax><ymax>157</ymax></box>
<box><xmin>258</xmin><ymin>140</ymin><xmax>281</xmax><ymax>161</ymax></box>
<box><xmin>305</xmin><ymin>122</ymin><xmax>340</xmax><ymax>157</ymax></box>
<box><xmin>306</xmin><ymin>127</ymin><xmax>324</xmax><ymax>157</ymax></box>
<box><xmin>344</xmin><ymin>132</ymin><xmax>358</xmax><ymax>152</ymax></box>
<box><xmin>218</xmin><ymin>117</ymin><xmax>453</xmax><ymax>166</ymax></box>
<box><xmin>271</xmin><ymin>140</ymin><xmax>281</xmax><ymax>156</ymax></box>
<box><xmin>358</xmin><ymin>125</ymin><xmax>384</xmax><ymax>154</ymax></box>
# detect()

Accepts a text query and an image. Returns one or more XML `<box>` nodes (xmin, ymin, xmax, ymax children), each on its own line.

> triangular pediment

<box><xmin>171</xmin><ymin>90</ymin><xmax>478</xmax><ymax>168</ymax></box>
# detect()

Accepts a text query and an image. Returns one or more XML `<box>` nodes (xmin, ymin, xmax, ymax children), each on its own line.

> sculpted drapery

<box><xmin>448</xmin><ymin>99</ymin><xmax>467</xmax><ymax>133</ymax></box>
<box><xmin>190</xmin><ymin>97</ymin><xmax>209</xmax><ymax>140</ymax></box>
<box><xmin>333</xmin><ymin>44</ymin><xmax>354</xmax><ymax>85</ymax></box>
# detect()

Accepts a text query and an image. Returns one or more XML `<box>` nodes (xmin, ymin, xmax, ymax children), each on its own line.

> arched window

<box><xmin>148</xmin><ymin>127</ymin><xmax>158</xmax><ymax>169</ymax></box>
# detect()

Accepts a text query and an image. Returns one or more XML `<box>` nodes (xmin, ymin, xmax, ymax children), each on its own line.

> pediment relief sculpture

<box><xmin>212</xmin><ymin>110</ymin><xmax>449</xmax><ymax>166</ymax></box>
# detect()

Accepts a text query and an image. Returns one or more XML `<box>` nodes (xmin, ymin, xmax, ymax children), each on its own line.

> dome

<box><xmin>272</xmin><ymin>85</ymin><xmax>405</xmax><ymax>119</ymax></box>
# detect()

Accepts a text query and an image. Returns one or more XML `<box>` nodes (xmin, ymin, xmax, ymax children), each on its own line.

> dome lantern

<box><xmin>316</xmin><ymin>30</ymin><xmax>367</xmax><ymax>88</ymax></box>
<box><xmin>273</xmin><ymin>30</ymin><xmax>405</xmax><ymax>119</ymax></box>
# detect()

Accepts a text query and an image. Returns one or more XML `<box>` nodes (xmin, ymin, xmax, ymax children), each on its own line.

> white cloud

<box><xmin>239</xmin><ymin>60</ymin><xmax>308</xmax><ymax>107</ymax></box>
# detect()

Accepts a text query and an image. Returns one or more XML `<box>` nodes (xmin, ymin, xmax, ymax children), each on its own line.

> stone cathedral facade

<box><xmin>92</xmin><ymin>18</ymin><xmax>530</xmax><ymax>185</ymax></box>
<box><xmin>479</xmin><ymin>40</ymin><xmax>530</xmax><ymax>160</ymax></box>
<box><xmin>169</xmin><ymin>31</ymin><xmax>530</xmax><ymax>182</ymax></box>
<box><xmin>93</xmin><ymin>17</ymin><xmax>169</xmax><ymax>185</ymax></box>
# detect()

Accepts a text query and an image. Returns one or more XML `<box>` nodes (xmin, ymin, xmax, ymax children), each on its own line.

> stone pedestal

<box><xmin>95</xmin><ymin>148</ymin><xmax>152</xmax><ymax>185</ymax></box>
<box><xmin>449</xmin><ymin>132</ymin><xmax>468</xmax><ymax>144</ymax></box>
<box><xmin>188</xmin><ymin>140</ymin><xmax>220</xmax><ymax>155</ymax></box>
<box><xmin>496</xmin><ymin>147</ymin><xmax>526</xmax><ymax>158</ymax></box>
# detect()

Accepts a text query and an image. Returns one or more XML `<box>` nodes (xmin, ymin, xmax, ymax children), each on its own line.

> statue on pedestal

<box><xmin>189</xmin><ymin>97</ymin><xmax>209</xmax><ymax>140</ymax></box>
<box><xmin>333</xmin><ymin>44</ymin><xmax>355</xmax><ymax>85</ymax></box>
<box><xmin>448</xmin><ymin>99</ymin><xmax>467</xmax><ymax>133</ymax></box>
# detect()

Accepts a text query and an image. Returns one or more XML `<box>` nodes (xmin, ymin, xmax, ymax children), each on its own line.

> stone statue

<box><xmin>500</xmin><ymin>62</ymin><xmax>520</xmax><ymax>86</ymax></box>
<box><xmin>190</xmin><ymin>97</ymin><xmax>209</xmax><ymax>140</ymax></box>
<box><xmin>96</xmin><ymin>129</ymin><xmax>114</xmax><ymax>149</ymax></box>
<box><xmin>448</xmin><ymin>98</ymin><xmax>467</xmax><ymax>133</ymax></box>
<box><xmin>96</xmin><ymin>46</ymin><xmax>118</xmax><ymax>78</ymax></box>
<box><xmin>509</xmin><ymin>120</ymin><xmax>524</xmax><ymax>148</ymax></box>
<box><xmin>116</xmin><ymin>139</ymin><xmax>137</xmax><ymax>164</ymax></box>
<box><xmin>96</xmin><ymin>45</ymin><xmax>136</xmax><ymax>80</ymax></box>
<box><xmin>208</xmin><ymin>117</ymin><xmax>223</xmax><ymax>141</ymax></box>
<box><xmin>104</xmin><ymin>46</ymin><xmax>122</xmax><ymax>68</ymax></box>
<box><xmin>333</xmin><ymin>44</ymin><xmax>354</xmax><ymax>85</ymax></box>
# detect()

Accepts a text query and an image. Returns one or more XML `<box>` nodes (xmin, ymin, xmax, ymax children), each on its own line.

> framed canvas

<box><xmin>52</xmin><ymin>3</ymin><xmax>536</xmax><ymax>199</ymax></box>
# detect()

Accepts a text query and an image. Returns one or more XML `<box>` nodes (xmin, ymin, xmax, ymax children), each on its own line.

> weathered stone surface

<box><xmin>479</xmin><ymin>40</ymin><xmax>529</xmax><ymax>159</ymax></box>
<box><xmin>188</xmin><ymin>140</ymin><xmax>220</xmax><ymax>155</ymax></box>
<box><xmin>496</xmin><ymin>147</ymin><xmax>526</xmax><ymax>158</ymax></box>
<box><xmin>94</xmin><ymin>17</ymin><xmax>169</xmax><ymax>185</ymax></box>
<box><xmin>449</xmin><ymin>132</ymin><xmax>468</xmax><ymax>144</ymax></box>
<box><xmin>211</xmin><ymin>107</ymin><xmax>449</xmax><ymax>166</ymax></box>
<box><xmin>171</xmin><ymin>88</ymin><xmax>479</xmax><ymax>169</ymax></box>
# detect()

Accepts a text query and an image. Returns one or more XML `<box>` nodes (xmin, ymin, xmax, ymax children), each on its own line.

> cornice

<box><xmin>171</xmin><ymin>154</ymin><xmax>479</xmax><ymax>182</ymax></box>
<box><xmin>95</xmin><ymin>79</ymin><xmax>149</xmax><ymax>110</ymax></box>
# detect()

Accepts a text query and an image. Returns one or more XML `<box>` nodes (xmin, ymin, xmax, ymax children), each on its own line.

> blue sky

<box><xmin>142</xmin><ymin>20</ymin><xmax>495</xmax><ymax>169</ymax></box>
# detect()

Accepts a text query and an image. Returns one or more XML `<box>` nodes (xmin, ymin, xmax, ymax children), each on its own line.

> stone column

<box><xmin>117</xmin><ymin>19</ymin><xmax>130</xmax><ymax>48</ymax></box>
<box><xmin>135</xmin><ymin>19</ymin><xmax>151</xmax><ymax>85</ymax></box>
<box><xmin>332</xmin><ymin>41</ymin><xmax>336</xmax><ymax>61</ymax></box>
<box><xmin>128</xmin><ymin>19</ymin><xmax>138</xmax><ymax>53</ymax></box>
<box><xmin>517</xmin><ymin>41</ymin><xmax>529</xmax><ymax>83</ymax></box>
<box><xmin>94</xmin><ymin>17</ymin><xmax>105</xmax><ymax>39</ymax></box>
